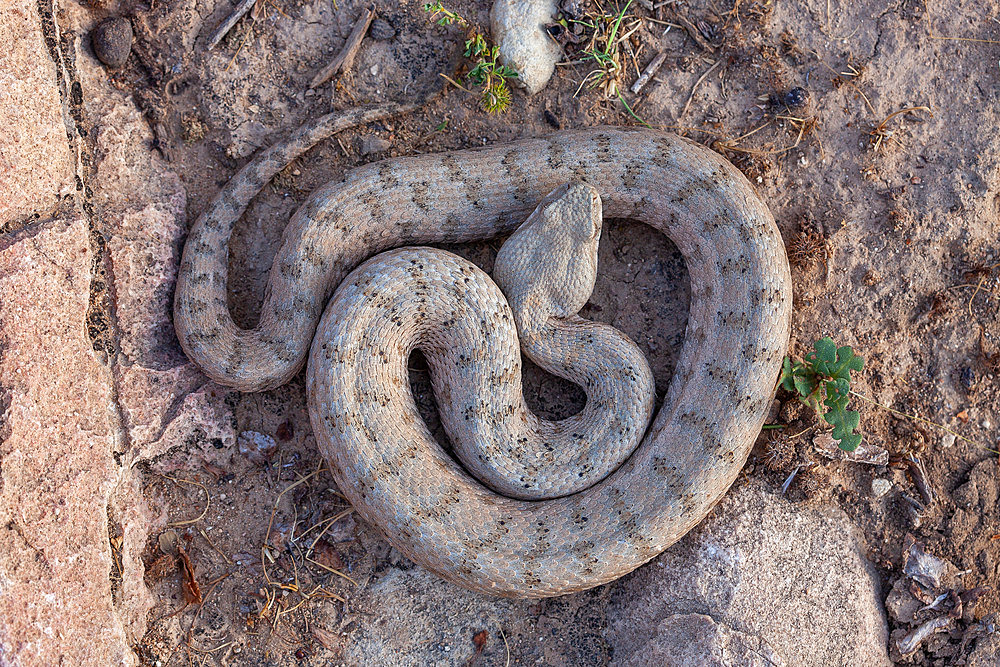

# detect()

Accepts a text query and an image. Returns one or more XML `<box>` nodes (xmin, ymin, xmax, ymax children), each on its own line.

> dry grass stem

<box><xmin>869</xmin><ymin>105</ymin><xmax>931</xmax><ymax>152</ymax></box>
<box><xmin>162</xmin><ymin>474</ymin><xmax>211</xmax><ymax>527</ymax></box>
<box><xmin>679</xmin><ymin>59</ymin><xmax>720</xmax><ymax>119</ymax></box>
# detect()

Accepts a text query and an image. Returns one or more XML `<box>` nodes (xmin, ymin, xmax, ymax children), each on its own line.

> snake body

<box><xmin>174</xmin><ymin>109</ymin><xmax>792</xmax><ymax>598</ymax></box>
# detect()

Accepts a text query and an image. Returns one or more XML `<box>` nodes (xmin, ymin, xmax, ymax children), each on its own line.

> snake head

<box><xmin>494</xmin><ymin>182</ymin><xmax>603</xmax><ymax>326</ymax></box>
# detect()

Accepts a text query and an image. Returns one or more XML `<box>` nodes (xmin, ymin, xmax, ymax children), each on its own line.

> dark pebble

<box><xmin>370</xmin><ymin>18</ymin><xmax>396</xmax><ymax>41</ymax></box>
<box><xmin>959</xmin><ymin>366</ymin><xmax>975</xmax><ymax>391</ymax></box>
<box><xmin>783</xmin><ymin>86</ymin><xmax>809</xmax><ymax>109</ymax></box>
<box><xmin>92</xmin><ymin>17</ymin><xmax>132</xmax><ymax>69</ymax></box>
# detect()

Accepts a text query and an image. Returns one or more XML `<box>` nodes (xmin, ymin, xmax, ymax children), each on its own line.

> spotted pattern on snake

<box><xmin>173</xmin><ymin>106</ymin><xmax>793</xmax><ymax>598</ymax></box>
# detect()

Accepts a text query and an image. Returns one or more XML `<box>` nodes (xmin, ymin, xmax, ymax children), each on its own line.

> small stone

<box><xmin>783</xmin><ymin>86</ymin><xmax>809</xmax><ymax>108</ymax></box>
<box><xmin>872</xmin><ymin>478</ymin><xmax>892</xmax><ymax>498</ymax></box>
<box><xmin>959</xmin><ymin>366</ymin><xmax>975</xmax><ymax>391</ymax></box>
<box><xmin>370</xmin><ymin>18</ymin><xmax>396</xmax><ymax>41</ymax></box>
<box><xmin>158</xmin><ymin>530</ymin><xmax>178</xmax><ymax>555</ymax></box>
<box><xmin>940</xmin><ymin>433</ymin><xmax>956</xmax><ymax>448</ymax></box>
<box><xmin>237</xmin><ymin>430</ymin><xmax>277</xmax><ymax>464</ymax></box>
<box><xmin>358</xmin><ymin>135</ymin><xmax>391</xmax><ymax>155</ymax></box>
<box><xmin>491</xmin><ymin>0</ymin><xmax>562</xmax><ymax>95</ymax></box>
<box><xmin>91</xmin><ymin>17</ymin><xmax>133</xmax><ymax>69</ymax></box>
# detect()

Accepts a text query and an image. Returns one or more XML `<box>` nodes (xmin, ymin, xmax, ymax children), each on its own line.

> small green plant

<box><xmin>422</xmin><ymin>1</ymin><xmax>463</xmax><ymax>26</ymax></box>
<box><xmin>422</xmin><ymin>3</ymin><xmax>519</xmax><ymax>114</ymax></box>
<box><xmin>568</xmin><ymin>0</ymin><xmax>635</xmax><ymax>99</ymax></box>
<box><xmin>779</xmin><ymin>337</ymin><xmax>865</xmax><ymax>451</ymax></box>
<box><xmin>463</xmin><ymin>34</ymin><xmax>518</xmax><ymax>114</ymax></box>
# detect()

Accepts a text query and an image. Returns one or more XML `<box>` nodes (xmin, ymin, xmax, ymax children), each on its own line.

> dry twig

<box><xmin>207</xmin><ymin>0</ymin><xmax>258</xmax><ymax>49</ymax></box>
<box><xmin>310</xmin><ymin>3</ymin><xmax>376</xmax><ymax>88</ymax></box>
<box><xmin>630</xmin><ymin>51</ymin><xmax>667</xmax><ymax>94</ymax></box>
<box><xmin>679</xmin><ymin>59</ymin><xmax>720</xmax><ymax>119</ymax></box>
<box><xmin>162</xmin><ymin>474</ymin><xmax>211</xmax><ymax>527</ymax></box>
<box><xmin>869</xmin><ymin>105</ymin><xmax>931</xmax><ymax>152</ymax></box>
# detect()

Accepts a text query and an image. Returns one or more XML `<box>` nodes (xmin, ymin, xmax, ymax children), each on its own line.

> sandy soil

<box><xmin>73</xmin><ymin>0</ymin><xmax>999</xmax><ymax>663</ymax></box>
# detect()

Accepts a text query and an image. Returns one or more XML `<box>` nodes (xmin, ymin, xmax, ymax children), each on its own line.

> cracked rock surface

<box><xmin>607</xmin><ymin>481</ymin><xmax>892</xmax><ymax>666</ymax></box>
<box><xmin>0</xmin><ymin>217</ymin><xmax>133</xmax><ymax>666</ymax></box>
<box><xmin>0</xmin><ymin>1</ymin><xmax>234</xmax><ymax>663</ymax></box>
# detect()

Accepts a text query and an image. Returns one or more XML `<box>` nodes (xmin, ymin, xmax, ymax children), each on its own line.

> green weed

<box><xmin>780</xmin><ymin>337</ymin><xmax>864</xmax><ymax>451</ymax></box>
<box><xmin>422</xmin><ymin>2</ymin><xmax>519</xmax><ymax>114</ymax></box>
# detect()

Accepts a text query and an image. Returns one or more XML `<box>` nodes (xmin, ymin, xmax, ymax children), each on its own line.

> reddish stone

<box><xmin>0</xmin><ymin>0</ymin><xmax>75</xmax><ymax>225</ymax></box>
<box><xmin>0</xmin><ymin>218</ymin><xmax>133</xmax><ymax>665</ymax></box>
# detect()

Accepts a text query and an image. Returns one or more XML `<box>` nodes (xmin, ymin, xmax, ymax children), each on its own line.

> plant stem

<box><xmin>618</xmin><ymin>94</ymin><xmax>650</xmax><ymax>126</ymax></box>
<box><xmin>607</xmin><ymin>0</ymin><xmax>634</xmax><ymax>50</ymax></box>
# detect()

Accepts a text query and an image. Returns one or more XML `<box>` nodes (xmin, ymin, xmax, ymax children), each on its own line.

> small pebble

<box><xmin>158</xmin><ymin>530</ymin><xmax>178</xmax><ymax>555</ymax></box>
<box><xmin>872</xmin><ymin>478</ymin><xmax>892</xmax><ymax>498</ymax></box>
<box><xmin>237</xmin><ymin>430</ymin><xmax>277</xmax><ymax>464</ymax></box>
<box><xmin>359</xmin><ymin>135</ymin><xmax>391</xmax><ymax>155</ymax></box>
<box><xmin>370</xmin><ymin>18</ymin><xmax>396</xmax><ymax>41</ymax></box>
<box><xmin>940</xmin><ymin>433</ymin><xmax>956</xmax><ymax>448</ymax></box>
<box><xmin>783</xmin><ymin>86</ymin><xmax>809</xmax><ymax>109</ymax></box>
<box><xmin>91</xmin><ymin>17</ymin><xmax>133</xmax><ymax>69</ymax></box>
<box><xmin>492</xmin><ymin>0</ymin><xmax>562</xmax><ymax>95</ymax></box>
<box><xmin>959</xmin><ymin>366</ymin><xmax>975</xmax><ymax>391</ymax></box>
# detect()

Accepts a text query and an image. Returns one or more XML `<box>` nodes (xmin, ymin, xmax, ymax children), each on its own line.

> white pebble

<box><xmin>491</xmin><ymin>0</ymin><xmax>561</xmax><ymax>94</ymax></box>
<box><xmin>871</xmin><ymin>479</ymin><xmax>892</xmax><ymax>498</ymax></box>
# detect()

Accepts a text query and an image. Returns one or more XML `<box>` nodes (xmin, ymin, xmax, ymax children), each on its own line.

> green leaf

<box><xmin>823</xmin><ymin>379</ymin><xmax>861</xmax><ymax>451</ymax></box>
<box><xmin>780</xmin><ymin>337</ymin><xmax>865</xmax><ymax>452</ymax></box>
<box><xmin>829</xmin><ymin>345</ymin><xmax>865</xmax><ymax>380</ymax></box>
<box><xmin>804</xmin><ymin>393</ymin><xmax>823</xmax><ymax>416</ymax></box>
<box><xmin>824</xmin><ymin>377</ymin><xmax>850</xmax><ymax>405</ymax></box>
<box><xmin>812</xmin><ymin>336</ymin><xmax>837</xmax><ymax>366</ymax></box>
<box><xmin>464</xmin><ymin>35</ymin><xmax>488</xmax><ymax>58</ymax></box>
<box><xmin>793</xmin><ymin>370</ymin><xmax>816</xmax><ymax>399</ymax></box>
<box><xmin>812</xmin><ymin>338</ymin><xmax>864</xmax><ymax>380</ymax></box>
<box><xmin>837</xmin><ymin>432</ymin><xmax>862</xmax><ymax>452</ymax></box>
<box><xmin>780</xmin><ymin>357</ymin><xmax>795</xmax><ymax>392</ymax></box>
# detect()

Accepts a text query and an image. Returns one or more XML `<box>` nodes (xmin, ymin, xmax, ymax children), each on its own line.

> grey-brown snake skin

<box><xmin>174</xmin><ymin>104</ymin><xmax>793</xmax><ymax>598</ymax></box>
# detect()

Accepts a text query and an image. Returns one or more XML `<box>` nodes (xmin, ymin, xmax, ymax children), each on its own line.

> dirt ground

<box><xmin>75</xmin><ymin>0</ymin><xmax>1000</xmax><ymax>663</ymax></box>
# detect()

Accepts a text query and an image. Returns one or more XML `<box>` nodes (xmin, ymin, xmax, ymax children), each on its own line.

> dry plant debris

<box><xmin>869</xmin><ymin>105</ymin><xmax>932</xmax><ymax>152</ymax></box>
<box><xmin>309</xmin><ymin>3</ymin><xmax>376</xmax><ymax>88</ymax></box>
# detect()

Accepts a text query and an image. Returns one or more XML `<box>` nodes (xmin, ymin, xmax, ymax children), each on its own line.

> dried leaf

<box><xmin>897</xmin><ymin>616</ymin><xmax>951</xmax><ymax>656</ymax></box>
<box><xmin>178</xmin><ymin>546</ymin><xmax>202</xmax><ymax>605</ymax></box>
<box><xmin>903</xmin><ymin>535</ymin><xmax>948</xmax><ymax>590</ymax></box>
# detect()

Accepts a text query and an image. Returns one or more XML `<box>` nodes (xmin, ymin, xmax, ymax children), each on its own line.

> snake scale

<box><xmin>174</xmin><ymin>104</ymin><xmax>792</xmax><ymax>598</ymax></box>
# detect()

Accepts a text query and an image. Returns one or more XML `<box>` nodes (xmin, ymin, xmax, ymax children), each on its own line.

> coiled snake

<box><xmin>174</xmin><ymin>104</ymin><xmax>792</xmax><ymax>598</ymax></box>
